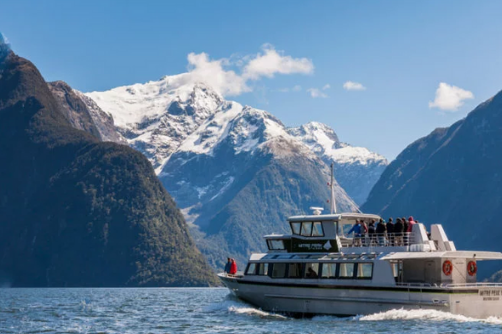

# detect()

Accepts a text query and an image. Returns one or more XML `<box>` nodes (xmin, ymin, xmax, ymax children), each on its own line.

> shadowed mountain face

<box><xmin>0</xmin><ymin>49</ymin><xmax>217</xmax><ymax>287</ymax></box>
<box><xmin>362</xmin><ymin>92</ymin><xmax>502</xmax><ymax>277</ymax></box>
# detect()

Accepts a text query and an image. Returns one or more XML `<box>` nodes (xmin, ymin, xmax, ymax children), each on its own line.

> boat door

<box><xmin>424</xmin><ymin>260</ymin><xmax>434</xmax><ymax>283</ymax></box>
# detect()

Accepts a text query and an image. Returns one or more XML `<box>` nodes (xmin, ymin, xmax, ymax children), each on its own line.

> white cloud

<box><xmin>243</xmin><ymin>44</ymin><xmax>314</xmax><ymax>80</ymax></box>
<box><xmin>307</xmin><ymin>88</ymin><xmax>328</xmax><ymax>98</ymax></box>
<box><xmin>292</xmin><ymin>85</ymin><xmax>302</xmax><ymax>92</ymax></box>
<box><xmin>170</xmin><ymin>45</ymin><xmax>313</xmax><ymax>97</ymax></box>
<box><xmin>322</xmin><ymin>84</ymin><xmax>331</xmax><ymax>90</ymax></box>
<box><xmin>343</xmin><ymin>81</ymin><xmax>366</xmax><ymax>91</ymax></box>
<box><xmin>429</xmin><ymin>82</ymin><xmax>474</xmax><ymax>112</ymax></box>
<box><xmin>184</xmin><ymin>52</ymin><xmax>249</xmax><ymax>96</ymax></box>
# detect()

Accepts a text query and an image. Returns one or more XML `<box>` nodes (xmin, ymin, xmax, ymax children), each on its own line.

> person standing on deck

<box><xmin>386</xmin><ymin>218</ymin><xmax>394</xmax><ymax>246</ymax></box>
<box><xmin>368</xmin><ymin>220</ymin><xmax>376</xmax><ymax>245</ymax></box>
<box><xmin>394</xmin><ymin>218</ymin><xmax>404</xmax><ymax>246</ymax></box>
<box><xmin>224</xmin><ymin>258</ymin><xmax>232</xmax><ymax>274</ymax></box>
<box><xmin>376</xmin><ymin>218</ymin><xmax>387</xmax><ymax>246</ymax></box>
<box><xmin>402</xmin><ymin>217</ymin><xmax>409</xmax><ymax>245</ymax></box>
<box><xmin>407</xmin><ymin>216</ymin><xmax>416</xmax><ymax>232</ymax></box>
<box><xmin>348</xmin><ymin>220</ymin><xmax>363</xmax><ymax>246</ymax></box>
<box><xmin>229</xmin><ymin>258</ymin><xmax>238</xmax><ymax>275</ymax></box>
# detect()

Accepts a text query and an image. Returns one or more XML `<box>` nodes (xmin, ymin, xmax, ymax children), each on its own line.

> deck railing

<box><xmin>444</xmin><ymin>283</ymin><xmax>502</xmax><ymax>288</ymax></box>
<box><xmin>340</xmin><ymin>232</ymin><xmax>415</xmax><ymax>248</ymax></box>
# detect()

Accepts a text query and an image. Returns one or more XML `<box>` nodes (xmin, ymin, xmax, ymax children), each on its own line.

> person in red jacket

<box><xmin>407</xmin><ymin>216</ymin><xmax>416</xmax><ymax>232</ymax></box>
<box><xmin>229</xmin><ymin>258</ymin><xmax>238</xmax><ymax>275</ymax></box>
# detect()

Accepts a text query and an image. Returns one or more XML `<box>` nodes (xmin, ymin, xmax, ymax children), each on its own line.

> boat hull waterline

<box><xmin>220</xmin><ymin>275</ymin><xmax>502</xmax><ymax>318</ymax></box>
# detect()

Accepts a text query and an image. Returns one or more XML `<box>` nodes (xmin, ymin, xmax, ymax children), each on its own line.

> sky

<box><xmin>2</xmin><ymin>0</ymin><xmax>502</xmax><ymax>160</ymax></box>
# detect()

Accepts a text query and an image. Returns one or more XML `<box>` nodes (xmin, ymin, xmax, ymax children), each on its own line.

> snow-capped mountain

<box><xmin>87</xmin><ymin>80</ymin><xmax>223</xmax><ymax>171</ymax></box>
<box><xmin>81</xmin><ymin>78</ymin><xmax>385</xmax><ymax>267</ymax></box>
<box><xmin>288</xmin><ymin>122</ymin><xmax>388</xmax><ymax>204</ymax></box>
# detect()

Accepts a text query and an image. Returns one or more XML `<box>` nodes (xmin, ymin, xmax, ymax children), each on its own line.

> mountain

<box><xmin>288</xmin><ymin>122</ymin><xmax>388</xmax><ymax>204</ymax></box>
<box><xmin>48</xmin><ymin>81</ymin><xmax>125</xmax><ymax>143</ymax></box>
<box><xmin>83</xmin><ymin>78</ymin><xmax>387</xmax><ymax>268</ymax></box>
<box><xmin>0</xmin><ymin>45</ymin><xmax>217</xmax><ymax>287</ymax></box>
<box><xmin>362</xmin><ymin>91</ymin><xmax>502</xmax><ymax>277</ymax></box>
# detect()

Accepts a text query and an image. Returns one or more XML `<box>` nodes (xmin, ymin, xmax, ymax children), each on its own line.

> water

<box><xmin>1</xmin><ymin>288</ymin><xmax>502</xmax><ymax>333</ymax></box>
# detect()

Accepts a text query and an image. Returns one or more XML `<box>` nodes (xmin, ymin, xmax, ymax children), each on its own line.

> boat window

<box><xmin>246</xmin><ymin>263</ymin><xmax>257</xmax><ymax>275</ymax></box>
<box><xmin>304</xmin><ymin>263</ymin><xmax>320</xmax><ymax>279</ymax></box>
<box><xmin>321</xmin><ymin>263</ymin><xmax>337</xmax><ymax>278</ymax></box>
<box><xmin>312</xmin><ymin>222</ymin><xmax>324</xmax><ymax>237</ymax></box>
<box><xmin>267</xmin><ymin>239</ymin><xmax>285</xmax><ymax>250</ymax></box>
<box><xmin>291</xmin><ymin>222</ymin><xmax>301</xmax><ymax>235</ymax></box>
<box><xmin>258</xmin><ymin>263</ymin><xmax>269</xmax><ymax>276</ymax></box>
<box><xmin>357</xmin><ymin>263</ymin><xmax>373</xmax><ymax>279</ymax></box>
<box><xmin>288</xmin><ymin>263</ymin><xmax>303</xmax><ymax>278</ymax></box>
<box><xmin>276</xmin><ymin>254</ymin><xmax>294</xmax><ymax>259</ymax></box>
<box><xmin>301</xmin><ymin>222</ymin><xmax>313</xmax><ymax>236</ymax></box>
<box><xmin>339</xmin><ymin>263</ymin><xmax>355</xmax><ymax>279</ymax></box>
<box><xmin>293</xmin><ymin>255</ymin><xmax>309</xmax><ymax>259</ymax></box>
<box><xmin>271</xmin><ymin>263</ymin><xmax>287</xmax><ymax>278</ymax></box>
<box><xmin>309</xmin><ymin>255</ymin><xmax>325</xmax><ymax>259</ymax></box>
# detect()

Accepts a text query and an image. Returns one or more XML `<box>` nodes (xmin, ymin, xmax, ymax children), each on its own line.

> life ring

<box><xmin>443</xmin><ymin>260</ymin><xmax>453</xmax><ymax>276</ymax></box>
<box><xmin>467</xmin><ymin>261</ymin><xmax>477</xmax><ymax>276</ymax></box>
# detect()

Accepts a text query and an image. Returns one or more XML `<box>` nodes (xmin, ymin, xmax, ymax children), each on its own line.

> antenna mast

<box><xmin>330</xmin><ymin>163</ymin><xmax>337</xmax><ymax>214</ymax></box>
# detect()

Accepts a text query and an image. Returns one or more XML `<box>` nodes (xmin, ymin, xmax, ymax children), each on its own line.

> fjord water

<box><xmin>1</xmin><ymin>288</ymin><xmax>501</xmax><ymax>333</ymax></box>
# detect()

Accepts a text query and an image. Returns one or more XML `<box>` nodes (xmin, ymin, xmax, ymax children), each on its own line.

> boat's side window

<box><xmin>246</xmin><ymin>263</ymin><xmax>257</xmax><ymax>275</ymax></box>
<box><xmin>356</xmin><ymin>263</ymin><xmax>373</xmax><ymax>279</ymax></box>
<box><xmin>271</xmin><ymin>263</ymin><xmax>287</xmax><ymax>278</ymax></box>
<box><xmin>312</xmin><ymin>222</ymin><xmax>324</xmax><ymax>237</ymax></box>
<box><xmin>304</xmin><ymin>263</ymin><xmax>320</xmax><ymax>279</ymax></box>
<box><xmin>301</xmin><ymin>222</ymin><xmax>313</xmax><ymax>236</ymax></box>
<box><xmin>258</xmin><ymin>263</ymin><xmax>269</xmax><ymax>276</ymax></box>
<box><xmin>267</xmin><ymin>239</ymin><xmax>285</xmax><ymax>250</ymax></box>
<box><xmin>291</xmin><ymin>222</ymin><xmax>301</xmax><ymax>235</ymax></box>
<box><xmin>321</xmin><ymin>263</ymin><xmax>337</xmax><ymax>279</ymax></box>
<box><xmin>288</xmin><ymin>263</ymin><xmax>303</xmax><ymax>278</ymax></box>
<box><xmin>339</xmin><ymin>263</ymin><xmax>355</xmax><ymax>279</ymax></box>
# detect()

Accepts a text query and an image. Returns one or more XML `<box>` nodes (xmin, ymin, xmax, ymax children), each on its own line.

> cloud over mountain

<box><xmin>171</xmin><ymin>44</ymin><xmax>313</xmax><ymax>97</ymax></box>
<box><xmin>429</xmin><ymin>82</ymin><xmax>474</xmax><ymax>111</ymax></box>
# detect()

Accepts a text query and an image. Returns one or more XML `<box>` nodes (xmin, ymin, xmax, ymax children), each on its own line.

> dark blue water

<box><xmin>1</xmin><ymin>288</ymin><xmax>501</xmax><ymax>333</ymax></box>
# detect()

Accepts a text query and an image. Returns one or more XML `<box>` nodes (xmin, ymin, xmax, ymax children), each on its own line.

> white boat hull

<box><xmin>220</xmin><ymin>275</ymin><xmax>502</xmax><ymax>319</ymax></box>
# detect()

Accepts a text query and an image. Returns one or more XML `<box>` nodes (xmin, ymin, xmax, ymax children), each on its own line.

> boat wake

<box><xmin>358</xmin><ymin>309</ymin><xmax>502</xmax><ymax>325</ymax></box>
<box><xmin>203</xmin><ymin>295</ymin><xmax>288</xmax><ymax>320</ymax></box>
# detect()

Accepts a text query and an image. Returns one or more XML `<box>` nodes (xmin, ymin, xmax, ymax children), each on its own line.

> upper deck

<box><xmin>264</xmin><ymin>212</ymin><xmax>457</xmax><ymax>255</ymax></box>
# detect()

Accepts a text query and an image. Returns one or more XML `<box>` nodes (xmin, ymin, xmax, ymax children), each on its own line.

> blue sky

<box><xmin>2</xmin><ymin>0</ymin><xmax>502</xmax><ymax>159</ymax></box>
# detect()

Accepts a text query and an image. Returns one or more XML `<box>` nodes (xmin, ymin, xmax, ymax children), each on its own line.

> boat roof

<box><xmin>287</xmin><ymin>212</ymin><xmax>382</xmax><ymax>222</ymax></box>
<box><xmin>381</xmin><ymin>251</ymin><xmax>502</xmax><ymax>261</ymax></box>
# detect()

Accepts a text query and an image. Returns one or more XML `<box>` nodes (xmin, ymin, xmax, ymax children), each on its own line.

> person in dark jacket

<box><xmin>368</xmin><ymin>220</ymin><xmax>376</xmax><ymax>245</ymax></box>
<box><xmin>376</xmin><ymin>218</ymin><xmax>387</xmax><ymax>246</ymax></box>
<box><xmin>224</xmin><ymin>258</ymin><xmax>232</xmax><ymax>274</ymax></box>
<box><xmin>394</xmin><ymin>218</ymin><xmax>404</xmax><ymax>246</ymax></box>
<box><xmin>402</xmin><ymin>217</ymin><xmax>409</xmax><ymax>245</ymax></box>
<box><xmin>386</xmin><ymin>218</ymin><xmax>394</xmax><ymax>246</ymax></box>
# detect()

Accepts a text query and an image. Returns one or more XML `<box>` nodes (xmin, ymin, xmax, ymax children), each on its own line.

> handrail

<box><xmin>444</xmin><ymin>283</ymin><xmax>502</xmax><ymax>288</ymax></box>
<box><xmin>395</xmin><ymin>282</ymin><xmax>432</xmax><ymax>288</ymax></box>
<box><xmin>340</xmin><ymin>232</ymin><xmax>416</xmax><ymax>247</ymax></box>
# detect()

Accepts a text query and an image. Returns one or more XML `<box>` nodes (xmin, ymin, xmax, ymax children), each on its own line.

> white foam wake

<box><xmin>359</xmin><ymin>309</ymin><xmax>502</xmax><ymax>325</ymax></box>
<box><xmin>203</xmin><ymin>296</ymin><xmax>287</xmax><ymax>319</ymax></box>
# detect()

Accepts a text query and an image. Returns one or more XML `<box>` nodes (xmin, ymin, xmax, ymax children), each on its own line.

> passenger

<box><xmin>224</xmin><ymin>257</ymin><xmax>232</xmax><ymax>274</ymax></box>
<box><xmin>386</xmin><ymin>218</ymin><xmax>394</xmax><ymax>246</ymax></box>
<box><xmin>407</xmin><ymin>216</ymin><xmax>416</xmax><ymax>232</ymax></box>
<box><xmin>306</xmin><ymin>267</ymin><xmax>319</xmax><ymax>278</ymax></box>
<box><xmin>402</xmin><ymin>217</ymin><xmax>409</xmax><ymax>245</ymax></box>
<box><xmin>368</xmin><ymin>220</ymin><xmax>376</xmax><ymax>245</ymax></box>
<box><xmin>376</xmin><ymin>218</ymin><xmax>387</xmax><ymax>246</ymax></box>
<box><xmin>348</xmin><ymin>220</ymin><xmax>363</xmax><ymax>246</ymax></box>
<box><xmin>360</xmin><ymin>220</ymin><xmax>368</xmax><ymax>246</ymax></box>
<box><xmin>394</xmin><ymin>218</ymin><xmax>404</xmax><ymax>246</ymax></box>
<box><xmin>229</xmin><ymin>258</ymin><xmax>238</xmax><ymax>275</ymax></box>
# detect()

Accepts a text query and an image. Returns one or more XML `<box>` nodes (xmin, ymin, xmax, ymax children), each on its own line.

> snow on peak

<box><xmin>288</xmin><ymin>122</ymin><xmax>387</xmax><ymax>166</ymax></box>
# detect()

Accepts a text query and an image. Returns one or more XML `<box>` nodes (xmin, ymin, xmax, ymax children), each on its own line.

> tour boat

<box><xmin>219</xmin><ymin>165</ymin><xmax>502</xmax><ymax>318</ymax></box>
